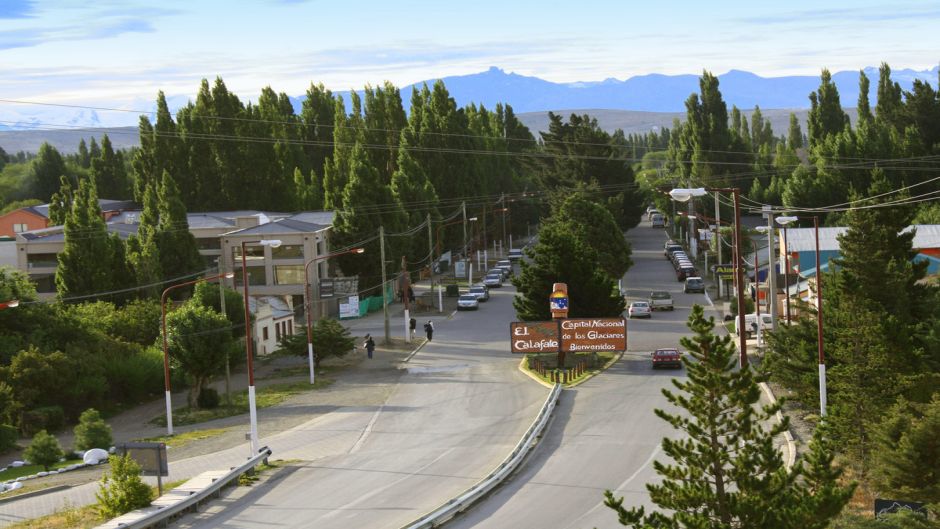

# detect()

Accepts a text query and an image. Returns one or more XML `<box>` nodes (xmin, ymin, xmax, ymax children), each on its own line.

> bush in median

<box><xmin>96</xmin><ymin>454</ymin><xmax>153</xmax><ymax>517</ymax></box>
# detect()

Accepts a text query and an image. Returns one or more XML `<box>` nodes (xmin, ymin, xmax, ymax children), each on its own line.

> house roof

<box><xmin>17</xmin><ymin>222</ymin><xmax>138</xmax><ymax>242</ymax></box>
<box><xmin>783</xmin><ymin>225</ymin><xmax>940</xmax><ymax>253</ymax></box>
<box><xmin>24</xmin><ymin>199</ymin><xmax>138</xmax><ymax>220</ymax></box>
<box><xmin>224</xmin><ymin>217</ymin><xmax>329</xmax><ymax>237</ymax></box>
<box><xmin>248</xmin><ymin>295</ymin><xmax>295</xmax><ymax>319</ymax></box>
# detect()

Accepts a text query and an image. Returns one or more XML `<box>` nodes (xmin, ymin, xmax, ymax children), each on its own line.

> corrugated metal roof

<box><xmin>783</xmin><ymin>225</ymin><xmax>940</xmax><ymax>252</ymax></box>
<box><xmin>18</xmin><ymin>222</ymin><xmax>138</xmax><ymax>242</ymax></box>
<box><xmin>225</xmin><ymin>217</ymin><xmax>328</xmax><ymax>236</ymax></box>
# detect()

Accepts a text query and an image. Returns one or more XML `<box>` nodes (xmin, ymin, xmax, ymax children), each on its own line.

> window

<box><xmin>275</xmin><ymin>265</ymin><xmax>304</xmax><ymax>285</ymax></box>
<box><xmin>262</xmin><ymin>326</ymin><xmax>269</xmax><ymax>340</ymax></box>
<box><xmin>27</xmin><ymin>253</ymin><xmax>59</xmax><ymax>269</ymax></box>
<box><xmin>275</xmin><ymin>322</ymin><xmax>281</xmax><ymax>341</ymax></box>
<box><xmin>13</xmin><ymin>223</ymin><xmax>28</xmax><ymax>233</ymax></box>
<box><xmin>287</xmin><ymin>320</ymin><xmax>293</xmax><ymax>335</ymax></box>
<box><xmin>233</xmin><ymin>266</ymin><xmax>266</xmax><ymax>286</ymax></box>
<box><xmin>272</xmin><ymin>244</ymin><xmax>303</xmax><ymax>259</ymax></box>
<box><xmin>232</xmin><ymin>245</ymin><xmax>264</xmax><ymax>262</ymax></box>
<box><xmin>196</xmin><ymin>238</ymin><xmax>221</xmax><ymax>250</ymax></box>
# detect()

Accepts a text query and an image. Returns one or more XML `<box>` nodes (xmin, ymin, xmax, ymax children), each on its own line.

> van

<box><xmin>651</xmin><ymin>214</ymin><xmax>665</xmax><ymax>227</ymax></box>
<box><xmin>733</xmin><ymin>313</ymin><xmax>773</xmax><ymax>337</ymax></box>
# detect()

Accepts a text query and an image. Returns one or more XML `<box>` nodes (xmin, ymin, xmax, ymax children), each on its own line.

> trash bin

<box><xmin>445</xmin><ymin>284</ymin><xmax>459</xmax><ymax>297</ymax></box>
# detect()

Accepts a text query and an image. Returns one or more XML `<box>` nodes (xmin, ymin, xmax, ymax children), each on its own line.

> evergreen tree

<box><xmin>856</xmin><ymin>70</ymin><xmax>873</xmax><ymax>126</ymax></box>
<box><xmin>300</xmin><ymin>82</ymin><xmax>336</xmax><ymax>176</ymax></box>
<box><xmin>552</xmin><ymin>191</ymin><xmax>632</xmax><ymax>279</ymax></box>
<box><xmin>293</xmin><ymin>167</ymin><xmax>323</xmax><ymax>210</ymax></box>
<box><xmin>28</xmin><ymin>143</ymin><xmax>69</xmax><ymax>202</ymax></box>
<box><xmin>807</xmin><ymin>69</ymin><xmax>848</xmax><ymax>149</ymax></box>
<box><xmin>24</xmin><ymin>430</ymin><xmax>64</xmax><ymax>471</ymax></box>
<box><xmin>156</xmin><ymin>171</ymin><xmax>204</xmax><ymax>287</ymax></box>
<box><xmin>871</xmin><ymin>395</ymin><xmax>940</xmax><ymax>504</ymax></box>
<box><xmin>77</xmin><ymin>139</ymin><xmax>91</xmax><ymax>169</ymax></box>
<box><xmin>91</xmin><ymin>135</ymin><xmax>129</xmax><ymax>200</ymax></box>
<box><xmin>787</xmin><ymin>113</ymin><xmax>804</xmax><ymax>150</ymax></box>
<box><xmin>125</xmin><ymin>181</ymin><xmax>161</xmax><ymax>299</ymax></box>
<box><xmin>875</xmin><ymin>63</ymin><xmax>905</xmax><ymax>133</ymax></box>
<box><xmin>390</xmin><ymin>140</ymin><xmax>439</xmax><ymax>263</ymax></box>
<box><xmin>55</xmin><ymin>178</ymin><xmax>114</xmax><ymax>300</ymax></box>
<box><xmin>513</xmin><ymin>220</ymin><xmax>624</xmax><ymax>321</ymax></box>
<box><xmin>73</xmin><ymin>408</ymin><xmax>113</xmax><ymax>451</ymax></box>
<box><xmin>604</xmin><ymin>305</ymin><xmax>853</xmax><ymax>528</ymax></box>
<box><xmin>47</xmin><ymin>175</ymin><xmax>74</xmax><ymax>226</ymax></box>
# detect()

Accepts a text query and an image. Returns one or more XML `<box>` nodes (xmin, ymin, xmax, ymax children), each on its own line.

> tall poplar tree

<box><xmin>56</xmin><ymin>179</ymin><xmax>114</xmax><ymax>299</ymax></box>
<box><xmin>90</xmin><ymin>134</ymin><xmax>129</xmax><ymax>199</ymax></box>
<box><xmin>156</xmin><ymin>172</ymin><xmax>204</xmax><ymax>287</ymax></box>
<box><xmin>28</xmin><ymin>143</ymin><xmax>68</xmax><ymax>202</ymax></box>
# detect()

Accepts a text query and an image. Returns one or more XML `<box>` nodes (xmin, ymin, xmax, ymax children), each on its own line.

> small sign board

<box><xmin>874</xmin><ymin>499</ymin><xmax>927</xmax><ymax>518</ymax></box>
<box><xmin>455</xmin><ymin>260</ymin><xmax>467</xmax><ymax>278</ymax></box>
<box><xmin>510</xmin><ymin>321</ymin><xmax>559</xmax><ymax>353</ymax></box>
<box><xmin>339</xmin><ymin>295</ymin><xmax>360</xmax><ymax>319</ymax></box>
<box><xmin>550</xmin><ymin>282</ymin><xmax>569</xmax><ymax>319</ymax></box>
<box><xmin>319</xmin><ymin>278</ymin><xmax>334</xmax><ymax>298</ymax></box>
<box><xmin>118</xmin><ymin>442</ymin><xmax>168</xmax><ymax>477</ymax></box>
<box><xmin>712</xmin><ymin>264</ymin><xmax>736</xmax><ymax>279</ymax></box>
<box><xmin>559</xmin><ymin>318</ymin><xmax>627</xmax><ymax>352</ymax></box>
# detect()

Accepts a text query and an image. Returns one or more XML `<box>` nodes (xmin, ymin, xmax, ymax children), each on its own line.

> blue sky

<box><xmin>2</xmin><ymin>0</ymin><xmax>939</xmax><ymax>114</ymax></box>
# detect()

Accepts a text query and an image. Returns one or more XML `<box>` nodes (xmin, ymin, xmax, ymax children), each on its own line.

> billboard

<box><xmin>510</xmin><ymin>318</ymin><xmax>627</xmax><ymax>353</ymax></box>
<box><xmin>510</xmin><ymin>321</ymin><xmax>560</xmax><ymax>353</ymax></box>
<box><xmin>559</xmin><ymin>318</ymin><xmax>627</xmax><ymax>352</ymax></box>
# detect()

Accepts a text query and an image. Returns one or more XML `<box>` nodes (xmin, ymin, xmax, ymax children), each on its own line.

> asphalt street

<box><xmin>447</xmin><ymin>220</ymin><xmax>720</xmax><ymax>529</ymax></box>
<box><xmin>176</xmin><ymin>278</ymin><xmax>548</xmax><ymax>529</ymax></box>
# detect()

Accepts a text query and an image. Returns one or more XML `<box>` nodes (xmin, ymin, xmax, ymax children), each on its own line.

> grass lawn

<box><xmin>138</xmin><ymin>427</ymin><xmax>232</xmax><ymax>449</ymax></box>
<box><xmin>0</xmin><ymin>459</ymin><xmax>83</xmax><ymax>482</ymax></box>
<box><xmin>150</xmin><ymin>377</ymin><xmax>334</xmax><ymax>427</ymax></box>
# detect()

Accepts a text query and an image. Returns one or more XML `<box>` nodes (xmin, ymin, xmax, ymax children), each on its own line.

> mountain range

<box><xmin>1</xmin><ymin>65</ymin><xmax>936</xmax><ymax>153</ymax></box>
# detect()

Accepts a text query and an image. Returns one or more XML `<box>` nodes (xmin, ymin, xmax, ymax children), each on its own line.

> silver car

<box><xmin>483</xmin><ymin>273</ymin><xmax>503</xmax><ymax>287</ymax></box>
<box><xmin>457</xmin><ymin>294</ymin><xmax>480</xmax><ymax>310</ymax></box>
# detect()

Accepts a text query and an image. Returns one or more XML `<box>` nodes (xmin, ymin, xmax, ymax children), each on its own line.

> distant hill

<box><xmin>0</xmin><ymin>127</ymin><xmax>138</xmax><ymax>155</ymax></box>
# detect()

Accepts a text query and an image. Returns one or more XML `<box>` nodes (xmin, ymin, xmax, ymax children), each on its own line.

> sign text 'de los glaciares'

<box><xmin>510</xmin><ymin>319</ymin><xmax>626</xmax><ymax>353</ymax></box>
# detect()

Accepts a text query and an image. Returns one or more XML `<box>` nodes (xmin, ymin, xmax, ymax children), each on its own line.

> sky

<box><xmin>2</xmin><ymin>0</ymin><xmax>939</xmax><ymax>116</ymax></box>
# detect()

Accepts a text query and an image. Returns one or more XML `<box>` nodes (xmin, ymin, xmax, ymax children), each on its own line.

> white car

<box><xmin>496</xmin><ymin>259</ymin><xmax>513</xmax><ymax>275</ymax></box>
<box><xmin>628</xmin><ymin>301</ymin><xmax>652</xmax><ymax>319</ymax></box>
<box><xmin>508</xmin><ymin>249</ymin><xmax>524</xmax><ymax>261</ymax></box>
<box><xmin>483</xmin><ymin>273</ymin><xmax>503</xmax><ymax>287</ymax></box>
<box><xmin>457</xmin><ymin>294</ymin><xmax>480</xmax><ymax>310</ymax></box>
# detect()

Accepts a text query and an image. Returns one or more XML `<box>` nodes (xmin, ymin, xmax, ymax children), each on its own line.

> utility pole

<box><xmin>218</xmin><ymin>259</ymin><xmax>230</xmax><ymax>404</ymax></box>
<box><xmin>427</xmin><ymin>213</ymin><xmax>434</xmax><ymax>305</ymax></box>
<box><xmin>715</xmin><ymin>193</ymin><xmax>722</xmax><ymax>298</ymax></box>
<box><xmin>462</xmin><ymin>201</ymin><xmax>468</xmax><ymax>275</ymax></box>
<box><xmin>764</xmin><ymin>206</ymin><xmax>778</xmax><ymax>331</ymax></box>
<box><xmin>379</xmin><ymin>225</ymin><xmax>390</xmax><ymax>344</ymax></box>
<box><xmin>501</xmin><ymin>193</ymin><xmax>507</xmax><ymax>256</ymax></box>
<box><xmin>482</xmin><ymin>203</ymin><xmax>488</xmax><ymax>269</ymax></box>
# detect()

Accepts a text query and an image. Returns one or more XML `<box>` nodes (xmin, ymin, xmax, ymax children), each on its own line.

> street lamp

<box><xmin>776</xmin><ymin>215</ymin><xmax>826</xmax><ymax>417</ymax></box>
<box><xmin>240</xmin><ymin>239</ymin><xmax>281</xmax><ymax>455</ymax></box>
<box><xmin>0</xmin><ymin>300</ymin><xmax>19</xmax><ymax>310</ymax></box>
<box><xmin>671</xmin><ymin>187</ymin><xmax>748</xmax><ymax>368</ymax></box>
<box><xmin>304</xmin><ymin>247</ymin><xmax>365</xmax><ymax>385</ymax></box>
<box><xmin>160</xmin><ymin>271</ymin><xmax>235</xmax><ymax>436</ymax></box>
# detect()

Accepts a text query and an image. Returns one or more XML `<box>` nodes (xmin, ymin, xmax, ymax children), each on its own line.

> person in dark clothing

<box><xmin>408</xmin><ymin>286</ymin><xmax>415</xmax><ymax>304</ymax></box>
<box><xmin>409</xmin><ymin>317</ymin><xmax>417</xmax><ymax>339</ymax></box>
<box><xmin>364</xmin><ymin>334</ymin><xmax>375</xmax><ymax>359</ymax></box>
<box><xmin>424</xmin><ymin>320</ymin><xmax>434</xmax><ymax>341</ymax></box>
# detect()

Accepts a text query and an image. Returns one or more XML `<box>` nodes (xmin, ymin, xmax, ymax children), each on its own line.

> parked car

<box><xmin>734</xmin><ymin>313</ymin><xmax>773</xmax><ymax>337</ymax></box>
<box><xmin>483</xmin><ymin>273</ymin><xmax>503</xmax><ymax>287</ymax></box>
<box><xmin>670</xmin><ymin>251</ymin><xmax>689</xmax><ymax>265</ymax></box>
<box><xmin>651</xmin><ymin>348</ymin><xmax>683</xmax><ymax>369</ymax></box>
<box><xmin>496</xmin><ymin>259</ymin><xmax>513</xmax><ymax>276</ymax></box>
<box><xmin>468</xmin><ymin>284</ymin><xmax>490</xmax><ymax>301</ymax></box>
<box><xmin>684</xmin><ymin>276</ymin><xmax>706</xmax><ymax>293</ymax></box>
<box><xmin>677</xmin><ymin>265</ymin><xmax>697</xmax><ymax>281</ymax></box>
<box><xmin>665</xmin><ymin>243</ymin><xmax>684</xmax><ymax>259</ymax></box>
<box><xmin>457</xmin><ymin>294</ymin><xmax>480</xmax><ymax>311</ymax></box>
<box><xmin>651</xmin><ymin>213</ymin><xmax>666</xmax><ymax>227</ymax></box>
<box><xmin>508</xmin><ymin>248</ymin><xmax>524</xmax><ymax>261</ymax></box>
<box><xmin>647</xmin><ymin>208</ymin><xmax>661</xmax><ymax>221</ymax></box>
<box><xmin>648</xmin><ymin>290</ymin><xmax>674</xmax><ymax>311</ymax></box>
<box><xmin>489</xmin><ymin>267</ymin><xmax>510</xmax><ymax>281</ymax></box>
<box><xmin>628</xmin><ymin>301</ymin><xmax>652</xmax><ymax>319</ymax></box>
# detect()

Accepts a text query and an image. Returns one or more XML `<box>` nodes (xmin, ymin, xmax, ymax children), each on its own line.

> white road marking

<box><xmin>349</xmin><ymin>404</ymin><xmax>384</xmax><ymax>454</ymax></box>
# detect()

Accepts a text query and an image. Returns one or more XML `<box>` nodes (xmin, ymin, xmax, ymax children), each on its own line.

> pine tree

<box><xmin>90</xmin><ymin>134</ymin><xmax>129</xmax><ymax>200</ymax></box>
<box><xmin>77</xmin><ymin>139</ymin><xmax>91</xmax><ymax>169</ymax></box>
<box><xmin>856</xmin><ymin>70</ymin><xmax>873</xmax><ymax>125</ymax></box>
<box><xmin>55</xmin><ymin>178</ymin><xmax>114</xmax><ymax>299</ymax></box>
<box><xmin>875</xmin><ymin>63</ymin><xmax>905</xmax><ymax>133</ymax></box>
<box><xmin>28</xmin><ymin>143</ymin><xmax>69</xmax><ymax>202</ymax></box>
<box><xmin>871</xmin><ymin>395</ymin><xmax>940</xmax><ymax>504</ymax></box>
<box><xmin>807</xmin><ymin>69</ymin><xmax>848</xmax><ymax>149</ymax></box>
<box><xmin>390</xmin><ymin>140</ymin><xmax>439</xmax><ymax>263</ymax></box>
<box><xmin>293</xmin><ymin>167</ymin><xmax>323</xmax><ymax>211</ymax></box>
<box><xmin>604</xmin><ymin>305</ymin><xmax>853</xmax><ymax>528</ymax></box>
<box><xmin>47</xmin><ymin>175</ymin><xmax>74</xmax><ymax>226</ymax></box>
<box><xmin>787</xmin><ymin>113</ymin><xmax>804</xmax><ymax>151</ymax></box>
<box><xmin>126</xmin><ymin>181</ymin><xmax>162</xmax><ymax>299</ymax></box>
<box><xmin>156</xmin><ymin>171</ymin><xmax>203</xmax><ymax>288</ymax></box>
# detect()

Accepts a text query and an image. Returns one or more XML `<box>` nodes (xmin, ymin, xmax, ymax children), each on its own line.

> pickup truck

<box><xmin>648</xmin><ymin>290</ymin><xmax>674</xmax><ymax>311</ymax></box>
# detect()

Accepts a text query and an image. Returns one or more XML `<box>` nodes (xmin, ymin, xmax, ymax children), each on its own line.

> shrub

<box><xmin>197</xmin><ymin>388</ymin><xmax>220</xmax><ymax>409</ymax></box>
<box><xmin>96</xmin><ymin>454</ymin><xmax>153</xmax><ymax>518</ymax></box>
<box><xmin>0</xmin><ymin>424</ymin><xmax>18</xmax><ymax>452</ymax></box>
<box><xmin>104</xmin><ymin>348</ymin><xmax>164</xmax><ymax>404</ymax></box>
<box><xmin>24</xmin><ymin>429</ymin><xmax>64</xmax><ymax>471</ymax></box>
<box><xmin>19</xmin><ymin>405</ymin><xmax>65</xmax><ymax>436</ymax></box>
<box><xmin>73</xmin><ymin>408</ymin><xmax>112</xmax><ymax>451</ymax></box>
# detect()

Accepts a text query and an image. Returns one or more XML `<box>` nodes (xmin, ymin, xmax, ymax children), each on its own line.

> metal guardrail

<box><xmin>96</xmin><ymin>447</ymin><xmax>272</xmax><ymax>529</ymax></box>
<box><xmin>401</xmin><ymin>383</ymin><xmax>562</xmax><ymax>529</ymax></box>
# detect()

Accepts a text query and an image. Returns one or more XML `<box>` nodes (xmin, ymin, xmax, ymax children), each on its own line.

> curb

<box><xmin>0</xmin><ymin>484</ymin><xmax>71</xmax><ymax>504</ymax></box>
<box><xmin>759</xmin><ymin>382</ymin><xmax>797</xmax><ymax>470</ymax></box>
<box><xmin>567</xmin><ymin>351</ymin><xmax>623</xmax><ymax>388</ymax></box>
<box><xmin>402</xmin><ymin>338</ymin><xmax>429</xmax><ymax>363</ymax></box>
<box><xmin>517</xmin><ymin>358</ymin><xmax>554</xmax><ymax>389</ymax></box>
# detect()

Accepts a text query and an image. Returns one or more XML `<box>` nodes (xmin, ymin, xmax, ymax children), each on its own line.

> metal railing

<box><xmin>401</xmin><ymin>383</ymin><xmax>562</xmax><ymax>529</ymax></box>
<box><xmin>95</xmin><ymin>446</ymin><xmax>272</xmax><ymax>529</ymax></box>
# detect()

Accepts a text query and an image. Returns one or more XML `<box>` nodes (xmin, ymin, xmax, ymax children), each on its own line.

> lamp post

<box><xmin>671</xmin><ymin>187</ymin><xmax>747</xmax><ymax>368</ymax></box>
<box><xmin>776</xmin><ymin>215</ymin><xmax>825</xmax><ymax>416</ymax></box>
<box><xmin>304</xmin><ymin>247</ymin><xmax>365</xmax><ymax>385</ymax></box>
<box><xmin>160</xmin><ymin>271</ymin><xmax>235</xmax><ymax>436</ymax></box>
<box><xmin>240</xmin><ymin>239</ymin><xmax>281</xmax><ymax>455</ymax></box>
<box><xmin>0</xmin><ymin>300</ymin><xmax>18</xmax><ymax>310</ymax></box>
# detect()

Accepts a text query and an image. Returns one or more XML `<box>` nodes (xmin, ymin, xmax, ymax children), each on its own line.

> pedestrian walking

<box><xmin>409</xmin><ymin>317</ymin><xmax>417</xmax><ymax>339</ymax></box>
<box><xmin>408</xmin><ymin>286</ymin><xmax>415</xmax><ymax>305</ymax></box>
<box><xmin>364</xmin><ymin>334</ymin><xmax>375</xmax><ymax>359</ymax></box>
<box><xmin>424</xmin><ymin>320</ymin><xmax>434</xmax><ymax>341</ymax></box>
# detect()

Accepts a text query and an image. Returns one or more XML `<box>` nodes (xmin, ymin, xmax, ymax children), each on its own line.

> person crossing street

<box><xmin>424</xmin><ymin>320</ymin><xmax>434</xmax><ymax>342</ymax></box>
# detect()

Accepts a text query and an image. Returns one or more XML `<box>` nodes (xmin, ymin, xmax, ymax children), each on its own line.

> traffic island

<box><xmin>520</xmin><ymin>351</ymin><xmax>619</xmax><ymax>387</ymax></box>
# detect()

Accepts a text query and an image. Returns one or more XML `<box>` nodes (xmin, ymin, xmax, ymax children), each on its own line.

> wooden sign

<box><xmin>510</xmin><ymin>321</ymin><xmax>560</xmax><ymax>354</ymax></box>
<box><xmin>559</xmin><ymin>318</ymin><xmax>627</xmax><ymax>352</ymax></box>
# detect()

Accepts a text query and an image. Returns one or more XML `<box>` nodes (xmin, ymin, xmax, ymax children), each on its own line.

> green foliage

<box><xmin>91</xmin><ymin>135</ymin><xmax>130</xmax><ymax>199</ymax></box>
<box><xmin>190</xmin><ymin>281</ymin><xmax>246</xmax><ymax>340</ymax></box>
<box><xmin>829</xmin><ymin>511</ymin><xmax>939</xmax><ymax>529</ymax></box>
<box><xmin>0</xmin><ymin>424</ymin><xmax>17</xmax><ymax>452</ymax></box>
<box><xmin>0</xmin><ymin>198</ymin><xmax>41</xmax><ymax>216</ymax></box>
<box><xmin>55</xmin><ymin>178</ymin><xmax>115</xmax><ymax>300</ymax></box>
<box><xmin>73</xmin><ymin>408</ymin><xmax>112</xmax><ymax>451</ymax></box>
<box><xmin>552</xmin><ymin>190</ymin><xmax>633</xmax><ymax>279</ymax></box>
<box><xmin>165</xmin><ymin>303</ymin><xmax>233</xmax><ymax>408</ymax></box>
<box><xmin>96</xmin><ymin>454</ymin><xmax>153</xmax><ymax>518</ymax></box>
<box><xmin>27</xmin><ymin>143</ymin><xmax>69</xmax><ymax>202</ymax></box>
<box><xmin>604</xmin><ymin>305</ymin><xmax>853</xmax><ymax>528</ymax></box>
<box><xmin>197</xmin><ymin>387</ymin><xmax>220</xmax><ymax>409</ymax></box>
<box><xmin>156</xmin><ymin>171</ymin><xmax>204</xmax><ymax>288</ymax></box>
<box><xmin>24</xmin><ymin>430</ymin><xmax>64</xmax><ymax>471</ymax></box>
<box><xmin>20</xmin><ymin>406</ymin><xmax>64</xmax><ymax>436</ymax></box>
<box><xmin>871</xmin><ymin>395</ymin><xmax>940</xmax><ymax>504</ymax></box>
<box><xmin>277</xmin><ymin>319</ymin><xmax>354</xmax><ymax>368</ymax></box>
<box><xmin>513</xmin><ymin>220</ymin><xmax>625</xmax><ymax>321</ymax></box>
<box><xmin>0</xmin><ymin>265</ymin><xmax>37</xmax><ymax>303</ymax></box>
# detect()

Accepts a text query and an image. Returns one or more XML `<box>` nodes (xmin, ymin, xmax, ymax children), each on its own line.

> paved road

<box><xmin>176</xmin><ymin>280</ymin><xmax>548</xmax><ymax>528</ymax></box>
<box><xmin>447</xmin><ymin>222</ymin><xmax>720</xmax><ymax>529</ymax></box>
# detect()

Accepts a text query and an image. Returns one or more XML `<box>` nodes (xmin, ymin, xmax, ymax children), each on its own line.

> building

<box><xmin>13</xmin><ymin>209</ymin><xmax>338</xmax><ymax>327</ymax></box>
<box><xmin>249</xmin><ymin>296</ymin><xmax>296</xmax><ymax>355</ymax></box>
<box><xmin>0</xmin><ymin>199</ymin><xmax>137</xmax><ymax>238</ymax></box>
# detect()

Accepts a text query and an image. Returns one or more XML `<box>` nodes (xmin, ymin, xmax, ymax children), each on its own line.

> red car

<box><xmin>651</xmin><ymin>348</ymin><xmax>683</xmax><ymax>369</ymax></box>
